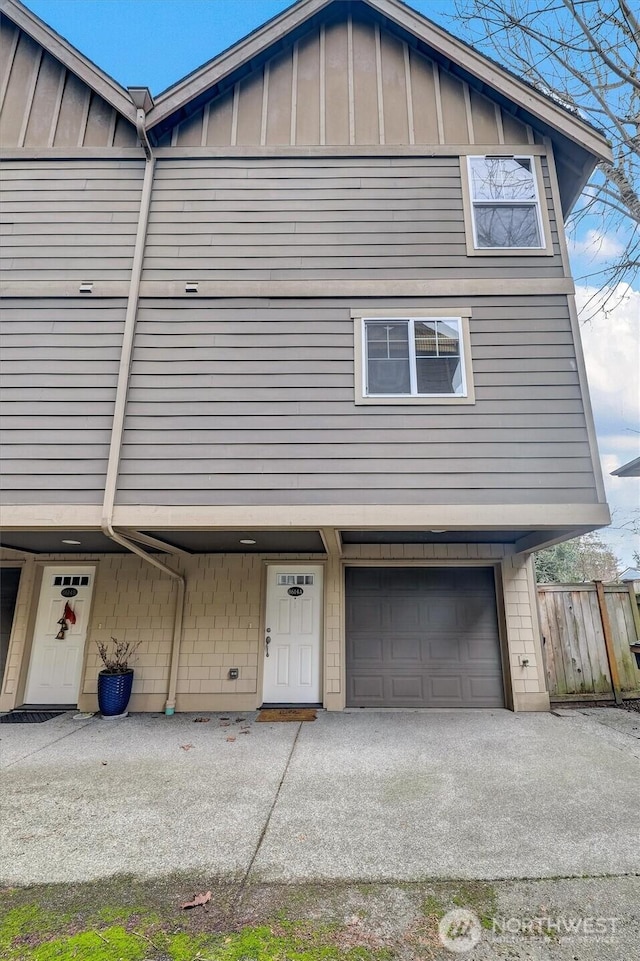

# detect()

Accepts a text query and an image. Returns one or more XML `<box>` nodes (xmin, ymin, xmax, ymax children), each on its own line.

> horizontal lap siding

<box><xmin>0</xmin><ymin>299</ymin><xmax>125</xmax><ymax>504</ymax></box>
<box><xmin>0</xmin><ymin>160</ymin><xmax>145</xmax><ymax>281</ymax></box>
<box><xmin>143</xmin><ymin>157</ymin><xmax>563</xmax><ymax>280</ymax></box>
<box><xmin>116</xmin><ymin>296</ymin><xmax>598</xmax><ymax>506</ymax></box>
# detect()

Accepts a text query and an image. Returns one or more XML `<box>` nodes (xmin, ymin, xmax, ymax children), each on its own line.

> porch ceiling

<box><xmin>0</xmin><ymin>528</ymin><xmax>326</xmax><ymax>555</ymax></box>
<box><xmin>0</xmin><ymin>531</ymin><xmax>133</xmax><ymax>554</ymax></box>
<box><xmin>138</xmin><ymin>529</ymin><xmax>326</xmax><ymax>554</ymax></box>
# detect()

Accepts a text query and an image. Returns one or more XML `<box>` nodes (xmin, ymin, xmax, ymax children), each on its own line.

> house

<box><xmin>611</xmin><ymin>457</ymin><xmax>640</xmax><ymax>478</ymax></box>
<box><xmin>0</xmin><ymin>0</ymin><xmax>612</xmax><ymax>715</ymax></box>
<box><xmin>619</xmin><ymin>569</ymin><xmax>640</xmax><ymax>593</ymax></box>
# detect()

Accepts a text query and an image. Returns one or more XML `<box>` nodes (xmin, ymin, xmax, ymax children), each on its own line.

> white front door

<box><xmin>24</xmin><ymin>566</ymin><xmax>95</xmax><ymax>705</ymax></box>
<box><xmin>262</xmin><ymin>565</ymin><xmax>323</xmax><ymax>704</ymax></box>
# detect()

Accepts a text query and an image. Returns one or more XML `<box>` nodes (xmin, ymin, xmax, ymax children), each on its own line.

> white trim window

<box><xmin>467</xmin><ymin>155</ymin><xmax>545</xmax><ymax>249</ymax></box>
<box><xmin>361</xmin><ymin>316</ymin><xmax>469</xmax><ymax>400</ymax></box>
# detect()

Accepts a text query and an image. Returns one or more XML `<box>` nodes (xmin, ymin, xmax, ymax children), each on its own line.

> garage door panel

<box><xmin>347</xmin><ymin>597</ymin><xmax>383</xmax><ymax>631</ymax></box>
<box><xmin>350</xmin><ymin>634</ymin><xmax>384</xmax><ymax>662</ymax></box>
<box><xmin>389</xmin><ymin>675</ymin><xmax>424</xmax><ymax>700</ymax></box>
<box><xmin>466</xmin><ymin>637</ymin><xmax>503</xmax><ymax>663</ymax></box>
<box><xmin>390</xmin><ymin>636</ymin><xmax>421</xmax><ymax>661</ymax></box>
<box><xmin>352</xmin><ymin>674</ymin><xmax>385</xmax><ymax>701</ymax></box>
<box><xmin>427</xmin><ymin>635</ymin><xmax>462</xmax><ymax>661</ymax></box>
<box><xmin>427</xmin><ymin>675</ymin><xmax>464</xmax><ymax>702</ymax></box>
<box><xmin>346</xmin><ymin>566</ymin><xmax>504</xmax><ymax>708</ymax></box>
<box><xmin>468</xmin><ymin>675</ymin><xmax>505</xmax><ymax>702</ymax></box>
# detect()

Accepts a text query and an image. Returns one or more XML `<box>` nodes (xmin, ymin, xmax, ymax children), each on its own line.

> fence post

<box><xmin>626</xmin><ymin>582</ymin><xmax>640</xmax><ymax>642</ymax></box>
<box><xmin>594</xmin><ymin>580</ymin><xmax>622</xmax><ymax>705</ymax></box>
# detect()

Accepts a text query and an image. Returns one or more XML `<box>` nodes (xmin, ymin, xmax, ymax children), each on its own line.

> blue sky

<box><xmin>24</xmin><ymin>0</ymin><xmax>455</xmax><ymax>93</ymax></box>
<box><xmin>20</xmin><ymin>0</ymin><xmax>640</xmax><ymax>567</ymax></box>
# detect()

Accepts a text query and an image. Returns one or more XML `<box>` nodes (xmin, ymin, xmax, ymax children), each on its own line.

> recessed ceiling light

<box><xmin>239</xmin><ymin>539</ymin><xmax>256</xmax><ymax>545</ymax></box>
<box><xmin>62</xmin><ymin>539</ymin><xmax>82</xmax><ymax>545</ymax></box>
<box><xmin>430</xmin><ymin>530</ymin><xmax>447</xmax><ymax>534</ymax></box>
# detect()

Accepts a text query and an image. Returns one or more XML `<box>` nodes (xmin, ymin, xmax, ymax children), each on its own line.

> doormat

<box><xmin>0</xmin><ymin>711</ymin><xmax>65</xmax><ymax>724</ymax></box>
<box><xmin>257</xmin><ymin>708</ymin><xmax>317</xmax><ymax>723</ymax></box>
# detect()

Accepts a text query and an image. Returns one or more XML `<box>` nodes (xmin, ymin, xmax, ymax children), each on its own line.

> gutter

<box><xmin>100</xmin><ymin>89</ymin><xmax>185</xmax><ymax>716</ymax></box>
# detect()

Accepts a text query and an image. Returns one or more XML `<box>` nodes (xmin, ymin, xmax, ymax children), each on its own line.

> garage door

<box><xmin>346</xmin><ymin>567</ymin><xmax>504</xmax><ymax>708</ymax></box>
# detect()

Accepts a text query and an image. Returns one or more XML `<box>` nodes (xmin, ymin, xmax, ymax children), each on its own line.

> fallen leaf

<box><xmin>239</xmin><ymin>730</ymin><xmax>250</xmax><ymax>735</ymax></box>
<box><xmin>181</xmin><ymin>744</ymin><xmax>194</xmax><ymax>751</ymax></box>
<box><xmin>193</xmin><ymin>717</ymin><xmax>210</xmax><ymax>723</ymax></box>
<box><xmin>181</xmin><ymin>891</ymin><xmax>211</xmax><ymax>910</ymax></box>
<box><xmin>101</xmin><ymin>761</ymin><xmax>107</xmax><ymax>766</ymax></box>
<box><xmin>226</xmin><ymin>736</ymin><xmax>236</xmax><ymax>742</ymax></box>
<box><xmin>235</xmin><ymin>717</ymin><xmax>246</xmax><ymax>723</ymax></box>
<box><xmin>219</xmin><ymin>716</ymin><xmax>230</xmax><ymax>721</ymax></box>
<box><xmin>219</xmin><ymin>721</ymin><xmax>231</xmax><ymax>727</ymax></box>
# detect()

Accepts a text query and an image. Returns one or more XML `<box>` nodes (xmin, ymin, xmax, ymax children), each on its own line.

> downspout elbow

<box><xmin>135</xmin><ymin>108</ymin><xmax>153</xmax><ymax>160</ymax></box>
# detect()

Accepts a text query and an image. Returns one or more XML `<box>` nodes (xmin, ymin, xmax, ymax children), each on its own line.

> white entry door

<box><xmin>24</xmin><ymin>566</ymin><xmax>95</xmax><ymax>705</ymax></box>
<box><xmin>262</xmin><ymin>565</ymin><xmax>323</xmax><ymax>704</ymax></box>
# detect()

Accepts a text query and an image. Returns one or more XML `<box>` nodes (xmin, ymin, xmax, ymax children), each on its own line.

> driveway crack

<box><xmin>0</xmin><ymin>720</ymin><xmax>92</xmax><ymax>769</ymax></box>
<box><xmin>229</xmin><ymin>721</ymin><xmax>303</xmax><ymax>916</ymax></box>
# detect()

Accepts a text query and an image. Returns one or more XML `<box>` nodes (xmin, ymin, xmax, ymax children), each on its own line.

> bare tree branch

<box><xmin>451</xmin><ymin>0</ymin><xmax>639</xmax><ymax>295</ymax></box>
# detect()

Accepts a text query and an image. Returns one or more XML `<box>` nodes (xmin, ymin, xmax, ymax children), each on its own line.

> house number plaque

<box><xmin>287</xmin><ymin>587</ymin><xmax>304</xmax><ymax>596</ymax></box>
<box><xmin>60</xmin><ymin>587</ymin><xmax>78</xmax><ymax>597</ymax></box>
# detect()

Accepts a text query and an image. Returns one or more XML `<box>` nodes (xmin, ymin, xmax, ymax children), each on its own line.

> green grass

<box><xmin>421</xmin><ymin>880</ymin><xmax>498</xmax><ymax>930</ymax></box>
<box><xmin>0</xmin><ymin>897</ymin><xmax>391</xmax><ymax>961</ymax></box>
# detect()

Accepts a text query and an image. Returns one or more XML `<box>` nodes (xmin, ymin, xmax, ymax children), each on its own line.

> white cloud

<box><xmin>576</xmin><ymin>282</ymin><xmax>640</xmax><ymax>566</ymax></box>
<box><xmin>577</xmin><ymin>283</ymin><xmax>640</xmax><ymax>430</ymax></box>
<box><xmin>569</xmin><ymin>228</ymin><xmax>625</xmax><ymax>261</ymax></box>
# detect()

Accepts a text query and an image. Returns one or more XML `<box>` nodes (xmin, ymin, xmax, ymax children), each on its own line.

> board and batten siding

<box><xmin>1</xmin><ymin>299</ymin><xmax>126</xmax><ymax>504</ymax></box>
<box><xmin>143</xmin><ymin>156</ymin><xmax>563</xmax><ymax>282</ymax></box>
<box><xmin>0</xmin><ymin>159</ymin><xmax>145</xmax><ymax>282</ymax></box>
<box><xmin>159</xmin><ymin>14</ymin><xmax>539</xmax><ymax>149</ymax></box>
<box><xmin>0</xmin><ymin>14</ymin><xmax>137</xmax><ymax>148</ymax></box>
<box><xmin>114</xmin><ymin>295</ymin><xmax>599</xmax><ymax>507</ymax></box>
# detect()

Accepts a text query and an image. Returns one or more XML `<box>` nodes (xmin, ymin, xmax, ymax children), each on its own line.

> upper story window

<box><xmin>353</xmin><ymin>312</ymin><xmax>475</xmax><ymax>406</ymax></box>
<box><xmin>466</xmin><ymin>155</ymin><xmax>549</xmax><ymax>253</ymax></box>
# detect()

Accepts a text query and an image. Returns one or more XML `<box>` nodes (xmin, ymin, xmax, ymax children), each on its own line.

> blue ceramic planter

<box><xmin>98</xmin><ymin>669</ymin><xmax>134</xmax><ymax>716</ymax></box>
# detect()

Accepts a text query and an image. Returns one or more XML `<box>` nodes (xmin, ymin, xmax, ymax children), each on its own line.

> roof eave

<box><xmin>1</xmin><ymin>0</ymin><xmax>137</xmax><ymax>124</ymax></box>
<box><xmin>611</xmin><ymin>457</ymin><xmax>640</xmax><ymax>478</ymax></box>
<box><xmin>365</xmin><ymin>0</ymin><xmax>612</xmax><ymax>164</ymax></box>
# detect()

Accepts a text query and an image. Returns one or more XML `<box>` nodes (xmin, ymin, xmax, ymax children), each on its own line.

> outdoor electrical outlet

<box><xmin>228</xmin><ymin>668</ymin><xmax>239</xmax><ymax>680</ymax></box>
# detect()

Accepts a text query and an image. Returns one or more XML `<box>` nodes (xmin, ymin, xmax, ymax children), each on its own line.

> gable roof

<box><xmin>0</xmin><ymin>0</ymin><xmax>136</xmax><ymax>125</ymax></box>
<box><xmin>148</xmin><ymin>0</ymin><xmax>611</xmax><ymax>167</ymax></box>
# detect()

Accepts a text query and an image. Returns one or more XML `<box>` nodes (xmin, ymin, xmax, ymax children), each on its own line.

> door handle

<box><xmin>265</xmin><ymin>636</ymin><xmax>271</xmax><ymax>658</ymax></box>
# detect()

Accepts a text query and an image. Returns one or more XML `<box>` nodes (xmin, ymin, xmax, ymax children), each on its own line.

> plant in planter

<box><xmin>95</xmin><ymin>636</ymin><xmax>141</xmax><ymax>717</ymax></box>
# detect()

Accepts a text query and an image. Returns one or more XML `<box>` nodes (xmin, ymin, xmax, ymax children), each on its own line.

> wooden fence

<box><xmin>537</xmin><ymin>582</ymin><xmax>640</xmax><ymax>702</ymax></box>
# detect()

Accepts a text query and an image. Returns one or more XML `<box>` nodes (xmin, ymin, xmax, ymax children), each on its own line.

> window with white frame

<box><xmin>361</xmin><ymin>317</ymin><xmax>469</xmax><ymax>399</ymax></box>
<box><xmin>467</xmin><ymin>155</ymin><xmax>544</xmax><ymax>249</ymax></box>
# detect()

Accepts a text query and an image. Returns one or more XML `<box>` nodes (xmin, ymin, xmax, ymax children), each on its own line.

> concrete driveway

<box><xmin>1</xmin><ymin>708</ymin><xmax>639</xmax><ymax>885</ymax></box>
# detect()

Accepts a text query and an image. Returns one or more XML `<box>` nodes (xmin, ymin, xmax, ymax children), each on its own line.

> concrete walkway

<box><xmin>1</xmin><ymin>708</ymin><xmax>638</xmax><ymax>885</ymax></box>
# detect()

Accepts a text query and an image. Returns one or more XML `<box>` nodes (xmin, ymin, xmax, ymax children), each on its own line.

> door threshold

<box><xmin>16</xmin><ymin>703</ymin><xmax>76</xmax><ymax>712</ymax></box>
<box><xmin>261</xmin><ymin>702</ymin><xmax>323</xmax><ymax>709</ymax></box>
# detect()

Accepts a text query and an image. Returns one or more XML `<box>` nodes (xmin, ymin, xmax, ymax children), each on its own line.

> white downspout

<box><xmin>100</xmin><ymin>102</ymin><xmax>185</xmax><ymax>716</ymax></box>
